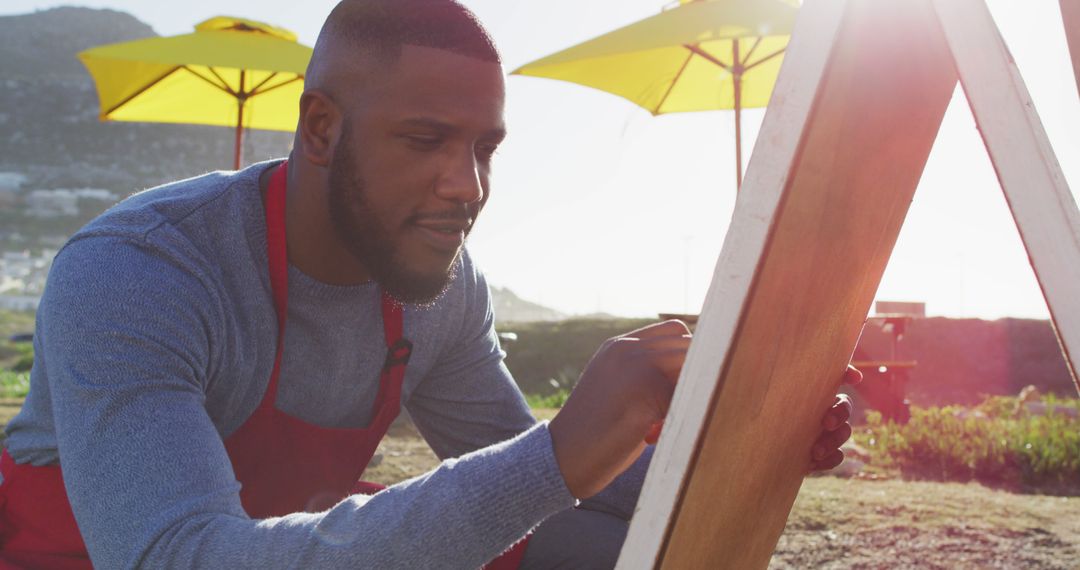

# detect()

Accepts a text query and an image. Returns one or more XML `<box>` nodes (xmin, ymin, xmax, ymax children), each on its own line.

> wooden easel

<box><xmin>1062</xmin><ymin>0</ymin><xmax>1080</xmax><ymax>98</ymax></box>
<box><xmin>617</xmin><ymin>0</ymin><xmax>1080</xmax><ymax>568</ymax></box>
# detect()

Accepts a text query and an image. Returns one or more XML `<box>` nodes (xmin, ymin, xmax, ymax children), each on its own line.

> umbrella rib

<box><xmin>744</xmin><ymin>47</ymin><xmax>786</xmax><ymax>72</ymax></box>
<box><xmin>653</xmin><ymin>50</ymin><xmax>695</xmax><ymax>114</ymax></box>
<box><xmin>742</xmin><ymin>37</ymin><xmax>764</xmax><ymax>66</ymax></box>
<box><xmin>206</xmin><ymin>67</ymin><xmax>240</xmax><ymax>96</ymax></box>
<box><xmin>103</xmin><ymin>66</ymin><xmax>182</xmax><ymax>118</ymax></box>
<box><xmin>247</xmin><ymin>72</ymin><xmax>279</xmax><ymax>95</ymax></box>
<box><xmin>683</xmin><ymin>44</ymin><xmax>731</xmax><ymax>71</ymax></box>
<box><xmin>248</xmin><ymin>76</ymin><xmax>303</xmax><ymax>99</ymax></box>
<box><xmin>182</xmin><ymin>65</ymin><xmax>238</xmax><ymax>97</ymax></box>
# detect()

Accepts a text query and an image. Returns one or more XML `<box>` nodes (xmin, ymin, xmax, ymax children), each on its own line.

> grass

<box><xmin>0</xmin><ymin>309</ymin><xmax>34</xmax><ymax>339</ymax></box>
<box><xmin>524</xmin><ymin>389</ymin><xmax>570</xmax><ymax>409</ymax></box>
<box><xmin>499</xmin><ymin>318</ymin><xmax>655</xmax><ymax>395</ymax></box>
<box><xmin>362</xmin><ymin>415</ymin><xmax>1080</xmax><ymax>568</ymax></box>
<box><xmin>854</xmin><ymin>395</ymin><xmax>1080</xmax><ymax>494</ymax></box>
<box><xmin>774</xmin><ymin>477</ymin><xmax>1080</xmax><ymax>568</ymax></box>
<box><xmin>0</xmin><ymin>370</ymin><xmax>29</xmax><ymax>398</ymax></box>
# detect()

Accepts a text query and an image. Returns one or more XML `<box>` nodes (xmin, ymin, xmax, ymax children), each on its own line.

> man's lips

<box><xmin>412</xmin><ymin>215</ymin><xmax>472</xmax><ymax>251</ymax></box>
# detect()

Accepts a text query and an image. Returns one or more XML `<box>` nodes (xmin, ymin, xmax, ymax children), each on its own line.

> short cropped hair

<box><xmin>314</xmin><ymin>0</ymin><xmax>501</xmax><ymax>67</ymax></box>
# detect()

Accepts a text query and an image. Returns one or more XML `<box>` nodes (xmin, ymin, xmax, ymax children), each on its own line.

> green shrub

<box><xmin>855</xmin><ymin>395</ymin><xmax>1079</xmax><ymax>493</ymax></box>
<box><xmin>0</xmin><ymin>370</ymin><xmax>29</xmax><ymax>398</ymax></box>
<box><xmin>525</xmin><ymin>389</ymin><xmax>570</xmax><ymax>409</ymax></box>
<box><xmin>11</xmin><ymin>344</ymin><xmax>33</xmax><ymax>372</ymax></box>
<box><xmin>500</xmin><ymin>318</ymin><xmax>654</xmax><ymax>396</ymax></box>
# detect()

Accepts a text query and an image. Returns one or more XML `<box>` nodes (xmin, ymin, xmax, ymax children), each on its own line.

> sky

<box><xmin>4</xmin><ymin>0</ymin><xmax>1080</xmax><ymax>320</ymax></box>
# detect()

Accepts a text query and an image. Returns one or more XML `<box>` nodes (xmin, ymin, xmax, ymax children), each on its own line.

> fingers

<box><xmin>808</xmin><ymin>448</ymin><xmax>845</xmax><ymax>473</ymax></box>
<box><xmin>621</xmin><ymin>319</ymin><xmax>691</xmax><ymax>340</ymax></box>
<box><xmin>644</xmin><ymin>421</ymin><xmax>663</xmax><ymax>445</ymax></box>
<box><xmin>811</xmin><ymin>422</ymin><xmax>852</xmax><ymax>462</ymax></box>
<box><xmin>612</xmin><ymin>334</ymin><xmax>692</xmax><ymax>381</ymax></box>
<box><xmin>822</xmin><ymin>393</ymin><xmax>852</xmax><ymax>431</ymax></box>
<box><xmin>843</xmin><ymin>364</ymin><xmax>863</xmax><ymax>386</ymax></box>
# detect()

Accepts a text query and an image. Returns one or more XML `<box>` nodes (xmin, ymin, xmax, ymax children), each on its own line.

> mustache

<box><xmin>409</xmin><ymin>207</ymin><xmax>475</xmax><ymax>228</ymax></box>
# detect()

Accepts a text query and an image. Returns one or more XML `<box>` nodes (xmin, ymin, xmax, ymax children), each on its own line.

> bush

<box><xmin>499</xmin><ymin>318</ymin><xmax>654</xmax><ymax>396</ymax></box>
<box><xmin>525</xmin><ymin>389</ymin><xmax>570</xmax><ymax>409</ymax></box>
<box><xmin>855</xmin><ymin>395</ymin><xmax>1080</xmax><ymax>493</ymax></box>
<box><xmin>0</xmin><ymin>370</ymin><xmax>29</xmax><ymax>398</ymax></box>
<box><xmin>11</xmin><ymin>344</ymin><xmax>33</xmax><ymax>372</ymax></box>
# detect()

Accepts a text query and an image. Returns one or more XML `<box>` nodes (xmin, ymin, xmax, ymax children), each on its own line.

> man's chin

<box><xmin>379</xmin><ymin>259</ymin><xmax>460</xmax><ymax>307</ymax></box>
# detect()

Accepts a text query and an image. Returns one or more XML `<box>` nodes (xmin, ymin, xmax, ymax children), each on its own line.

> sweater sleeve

<box><xmin>40</xmin><ymin>236</ymin><xmax>574</xmax><ymax>569</ymax></box>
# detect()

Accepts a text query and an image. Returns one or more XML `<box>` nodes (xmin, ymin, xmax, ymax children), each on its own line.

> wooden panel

<box><xmin>617</xmin><ymin>0</ymin><xmax>958</xmax><ymax>568</ymax></box>
<box><xmin>1060</xmin><ymin>0</ymin><xmax>1080</xmax><ymax>99</ymax></box>
<box><xmin>935</xmin><ymin>0</ymin><xmax>1080</xmax><ymax>394</ymax></box>
<box><xmin>616</xmin><ymin>1</ymin><xmax>850</xmax><ymax>565</ymax></box>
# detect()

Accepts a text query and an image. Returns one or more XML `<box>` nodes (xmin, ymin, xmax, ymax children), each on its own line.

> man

<box><xmin>0</xmin><ymin>1</ymin><xmax>857</xmax><ymax>568</ymax></box>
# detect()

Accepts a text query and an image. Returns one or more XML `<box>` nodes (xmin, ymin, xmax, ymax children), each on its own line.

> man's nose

<box><xmin>435</xmin><ymin>151</ymin><xmax>484</xmax><ymax>204</ymax></box>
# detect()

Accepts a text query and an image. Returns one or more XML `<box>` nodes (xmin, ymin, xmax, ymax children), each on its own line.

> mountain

<box><xmin>0</xmin><ymin>7</ymin><xmax>155</xmax><ymax>78</ymax></box>
<box><xmin>0</xmin><ymin>7</ymin><xmax>293</xmax><ymax>192</ymax></box>
<box><xmin>489</xmin><ymin>286</ymin><xmax>565</xmax><ymax>323</ymax></box>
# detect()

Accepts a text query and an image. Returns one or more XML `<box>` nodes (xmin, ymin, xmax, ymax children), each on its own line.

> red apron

<box><xmin>0</xmin><ymin>161</ymin><xmax>528</xmax><ymax>568</ymax></box>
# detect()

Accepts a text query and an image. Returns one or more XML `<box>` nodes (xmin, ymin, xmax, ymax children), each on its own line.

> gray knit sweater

<box><xmin>4</xmin><ymin>161</ymin><xmax>645</xmax><ymax>568</ymax></box>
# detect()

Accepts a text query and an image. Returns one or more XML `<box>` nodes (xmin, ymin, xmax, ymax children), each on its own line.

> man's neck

<box><xmin>258</xmin><ymin>160</ymin><xmax>372</xmax><ymax>286</ymax></box>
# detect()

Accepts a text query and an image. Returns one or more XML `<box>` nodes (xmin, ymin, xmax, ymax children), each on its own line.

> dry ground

<box><xmin>774</xmin><ymin>477</ymin><xmax>1080</xmax><ymax>569</ymax></box>
<box><xmin>3</xmin><ymin>404</ymin><xmax>1077</xmax><ymax>568</ymax></box>
<box><xmin>363</xmin><ymin>410</ymin><xmax>1080</xmax><ymax>569</ymax></box>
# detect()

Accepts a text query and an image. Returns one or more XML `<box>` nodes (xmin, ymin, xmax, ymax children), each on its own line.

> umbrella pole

<box><xmin>234</xmin><ymin>115</ymin><xmax>244</xmax><ymax>171</ymax></box>
<box><xmin>734</xmin><ymin>75</ymin><xmax>743</xmax><ymax>193</ymax></box>
<box><xmin>733</xmin><ymin>41</ymin><xmax>743</xmax><ymax>193</ymax></box>
<box><xmin>234</xmin><ymin>71</ymin><xmax>246</xmax><ymax>170</ymax></box>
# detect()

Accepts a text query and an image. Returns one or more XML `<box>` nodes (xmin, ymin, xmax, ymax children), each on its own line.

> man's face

<box><xmin>327</xmin><ymin>45</ymin><xmax>506</xmax><ymax>304</ymax></box>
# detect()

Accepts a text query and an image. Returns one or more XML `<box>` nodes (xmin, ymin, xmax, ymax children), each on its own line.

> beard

<box><xmin>327</xmin><ymin>124</ymin><xmax>461</xmax><ymax>306</ymax></box>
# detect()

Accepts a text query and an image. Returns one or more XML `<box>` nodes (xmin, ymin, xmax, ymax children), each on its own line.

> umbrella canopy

<box><xmin>79</xmin><ymin>16</ymin><xmax>313</xmax><ymax>169</ymax></box>
<box><xmin>512</xmin><ymin>0</ymin><xmax>798</xmax><ymax>190</ymax></box>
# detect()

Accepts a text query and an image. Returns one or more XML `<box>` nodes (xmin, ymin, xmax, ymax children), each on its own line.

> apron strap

<box><xmin>264</xmin><ymin>161</ymin><xmax>290</xmax><ymax>406</ymax></box>
<box><xmin>380</xmin><ymin>293</ymin><xmax>411</xmax><ymax>369</ymax></box>
<box><xmin>263</xmin><ymin>160</ymin><xmax>411</xmax><ymax>409</ymax></box>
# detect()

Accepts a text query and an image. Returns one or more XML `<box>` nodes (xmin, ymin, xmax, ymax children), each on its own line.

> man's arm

<box><xmin>403</xmin><ymin>261</ymin><xmax>653</xmax><ymax>520</ymax></box>
<box><xmin>41</xmin><ymin>236</ymin><xmax>574</xmax><ymax>569</ymax></box>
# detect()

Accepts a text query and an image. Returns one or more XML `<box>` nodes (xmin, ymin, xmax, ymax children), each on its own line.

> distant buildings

<box><xmin>0</xmin><ymin>172</ymin><xmax>27</xmax><ymax>191</ymax></box>
<box><xmin>0</xmin><ymin>249</ymin><xmax>55</xmax><ymax>300</ymax></box>
<box><xmin>0</xmin><ymin>295</ymin><xmax>39</xmax><ymax>312</ymax></box>
<box><xmin>0</xmin><ymin>170</ymin><xmax>117</xmax><ymax>308</ymax></box>
<box><xmin>24</xmin><ymin>188</ymin><xmax>118</xmax><ymax>218</ymax></box>
<box><xmin>0</xmin><ymin>172</ymin><xmax>27</xmax><ymax>208</ymax></box>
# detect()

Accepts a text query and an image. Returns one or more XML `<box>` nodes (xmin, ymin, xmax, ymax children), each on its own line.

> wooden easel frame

<box><xmin>1061</xmin><ymin>0</ymin><xmax>1080</xmax><ymax>98</ymax></box>
<box><xmin>617</xmin><ymin>0</ymin><xmax>1080</xmax><ymax>568</ymax></box>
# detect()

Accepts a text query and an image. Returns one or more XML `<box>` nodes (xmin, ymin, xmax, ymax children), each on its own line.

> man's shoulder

<box><xmin>443</xmin><ymin>248</ymin><xmax>490</xmax><ymax>309</ymax></box>
<box><xmin>411</xmin><ymin>249</ymin><xmax>495</xmax><ymax>336</ymax></box>
<box><xmin>70</xmin><ymin>161</ymin><xmax>277</xmax><ymax>246</ymax></box>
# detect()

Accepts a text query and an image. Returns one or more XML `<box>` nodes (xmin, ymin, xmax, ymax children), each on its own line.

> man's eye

<box><xmin>405</xmin><ymin>135</ymin><xmax>441</xmax><ymax>149</ymax></box>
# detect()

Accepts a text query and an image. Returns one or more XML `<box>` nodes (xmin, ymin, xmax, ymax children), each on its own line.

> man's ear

<box><xmin>297</xmin><ymin>89</ymin><xmax>341</xmax><ymax>167</ymax></box>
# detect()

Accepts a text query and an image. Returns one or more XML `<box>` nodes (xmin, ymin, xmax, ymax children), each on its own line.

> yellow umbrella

<box><xmin>512</xmin><ymin>0</ymin><xmax>798</xmax><ymax>191</ymax></box>
<box><xmin>78</xmin><ymin>16</ymin><xmax>312</xmax><ymax>170</ymax></box>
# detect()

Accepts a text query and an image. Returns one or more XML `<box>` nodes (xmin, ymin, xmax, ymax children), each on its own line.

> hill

<box><xmin>489</xmin><ymin>286</ymin><xmax>565</xmax><ymax>323</ymax></box>
<box><xmin>0</xmin><ymin>7</ymin><xmax>293</xmax><ymax>192</ymax></box>
<box><xmin>0</xmin><ymin>7</ymin><xmax>155</xmax><ymax>78</ymax></box>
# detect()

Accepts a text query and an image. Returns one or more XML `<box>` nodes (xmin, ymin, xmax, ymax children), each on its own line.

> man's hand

<box><xmin>807</xmin><ymin>365</ymin><xmax>862</xmax><ymax>472</ymax></box>
<box><xmin>548</xmin><ymin>320</ymin><xmax>692</xmax><ymax>499</ymax></box>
